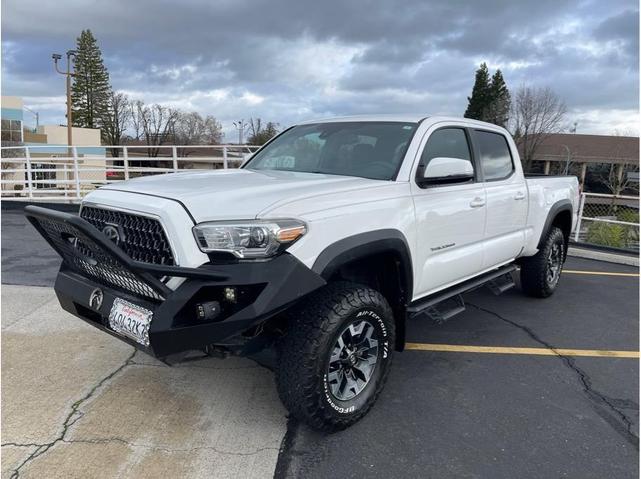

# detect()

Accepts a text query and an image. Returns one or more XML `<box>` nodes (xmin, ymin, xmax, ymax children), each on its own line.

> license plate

<box><xmin>108</xmin><ymin>298</ymin><xmax>153</xmax><ymax>346</ymax></box>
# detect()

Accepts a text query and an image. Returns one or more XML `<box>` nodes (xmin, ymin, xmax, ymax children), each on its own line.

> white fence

<box><xmin>574</xmin><ymin>192</ymin><xmax>640</xmax><ymax>252</ymax></box>
<box><xmin>3</xmin><ymin>146</ymin><xmax>639</xmax><ymax>251</ymax></box>
<box><xmin>0</xmin><ymin>144</ymin><xmax>260</xmax><ymax>202</ymax></box>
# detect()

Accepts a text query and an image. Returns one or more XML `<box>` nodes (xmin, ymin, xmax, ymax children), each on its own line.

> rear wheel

<box><xmin>275</xmin><ymin>282</ymin><xmax>395</xmax><ymax>431</ymax></box>
<box><xmin>520</xmin><ymin>226</ymin><xmax>565</xmax><ymax>298</ymax></box>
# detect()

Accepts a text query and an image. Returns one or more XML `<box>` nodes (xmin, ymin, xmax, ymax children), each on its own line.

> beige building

<box><xmin>525</xmin><ymin>133</ymin><xmax>639</xmax><ymax>193</ymax></box>
<box><xmin>1</xmin><ymin>95</ymin><xmax>106</xmax><ymax>198</ymax></box>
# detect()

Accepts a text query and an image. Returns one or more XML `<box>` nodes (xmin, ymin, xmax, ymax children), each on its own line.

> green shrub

<box><xmin>616</xmin><ymin>208</ymin><xmax>640</xmax><ymax>224</ymax></box>
<box><xmin>586</xmin><ymin>222</ymin><xmax>626</xmax><ymax>248</ymax></box>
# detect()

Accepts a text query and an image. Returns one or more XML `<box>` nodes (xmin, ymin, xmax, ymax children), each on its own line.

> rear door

<box><xmin>471</xmin><ymin>129</ymin><xmax>528</xmax><ymax>268</ymax></box>
<box><xmin>411</xmin><ymin>125</ymin><xmax>486</xmax><ymax>298</ymax></box>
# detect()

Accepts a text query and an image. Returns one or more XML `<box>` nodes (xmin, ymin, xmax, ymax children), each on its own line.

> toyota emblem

<box><xmin>89</xmin><ymin>288</ymin><xmax>104</xmax><ymax>310</ymax></box>
<box><xmin>102</xmin><ymin>225</ymin><xmax>121</xmax><ymax>244</ymax></box>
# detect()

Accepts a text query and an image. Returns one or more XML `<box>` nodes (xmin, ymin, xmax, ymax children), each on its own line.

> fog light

<box><xmin>224</xmin><ymin>287</ymin><xmax>237</xmax><ymax>303</ymax></box>
<box><xmin>196</xmin><ymin>301</ymin><xmax>221</xmax><ymax>321</ymax></box>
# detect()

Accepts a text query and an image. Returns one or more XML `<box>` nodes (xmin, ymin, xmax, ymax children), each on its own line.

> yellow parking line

<box><xmin>562</xmin><ymin>270</ymin><xmax>639</xmax><ymax>277</ymax></box>
<box><xmin>405</xmin><ymin>343</ymin><xmax>640</xmax><ymax>358</ymax></box>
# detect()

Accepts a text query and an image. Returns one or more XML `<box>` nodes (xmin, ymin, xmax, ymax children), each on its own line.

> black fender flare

<box><xmin>538</xmin><ymin>199</ymin><xmax>573</xmax><ymax>250</ymax></box>
<box><xmin>311</xmin><ymin>229</ymin><xmax>413</xmax><ymax>351</ymax></box>
<box><xmin>312</xmin><ymin>229</ymin><xmax>413</xmax><ymax>301</ymax></box>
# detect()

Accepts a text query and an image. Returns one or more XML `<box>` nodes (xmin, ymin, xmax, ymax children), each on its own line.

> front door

<box><xmin>411</xmin><ymin>126</ymin><xmax>487</xmax><ymax>299</ymax></box>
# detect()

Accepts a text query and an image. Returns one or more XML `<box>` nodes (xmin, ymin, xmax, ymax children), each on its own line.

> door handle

<box><xmin>514</xmin><ymin>191</ymin><xmax>526</xmax><ymax>201</ymax></box>
<box><xmin>469</xmin><ymin>197</ymin><xmax>486</xmax><ymax>208</ymax></box>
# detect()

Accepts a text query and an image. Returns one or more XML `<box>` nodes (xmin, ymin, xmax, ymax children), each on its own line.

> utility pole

<box><xmin>233</xmin><ymin>120</ymin><xmax>247</xmax><ymax>145</ymax></box>
<box><xmin>52</xmin><ymin>50</ymin><xmax>76</xmax><ymax>148</ymax></box>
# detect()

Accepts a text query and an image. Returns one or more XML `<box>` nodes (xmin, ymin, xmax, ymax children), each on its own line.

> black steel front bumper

<box><xmin>24</xmin><ymin>205</ymin><xmax>326</xmax><ymax>358</ymax></box>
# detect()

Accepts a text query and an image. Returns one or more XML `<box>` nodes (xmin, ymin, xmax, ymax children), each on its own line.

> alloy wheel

<box><xmin>546</xmin><ymin>242</ymin><xmax>563</xmax><ymax>286</ymax></box>
<box><xmin>327</xmin><ymin>319</ymin><xmax>379</xmax><ymax>401</ymax></box>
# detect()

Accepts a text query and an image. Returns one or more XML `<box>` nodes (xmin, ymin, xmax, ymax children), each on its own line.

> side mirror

<box><xmin>419</xmin><ymin>157</ymin><xmax>474</xmax><ymax>186</ymax></box>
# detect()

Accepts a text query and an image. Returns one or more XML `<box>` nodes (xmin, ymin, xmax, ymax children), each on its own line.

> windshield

<box><xmin>244</xmin><ymin>121</ymin><xmax>418</xmax><ymax>180</ymax></box>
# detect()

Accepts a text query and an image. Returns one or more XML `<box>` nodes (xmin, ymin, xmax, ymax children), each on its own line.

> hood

<box><xmin>100</xmin><ymin>169</ymin><xmax>385</xmax><ymax>222</ymax></box>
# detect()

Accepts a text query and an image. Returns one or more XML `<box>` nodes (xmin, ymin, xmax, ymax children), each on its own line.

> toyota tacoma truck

<box><xmin>25</xmin><ymin>115</ymin><xmax>579</xmax><ymax>431</ymax></box>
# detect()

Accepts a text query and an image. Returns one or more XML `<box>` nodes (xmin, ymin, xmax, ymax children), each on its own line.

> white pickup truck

<box><xmin>26</xmin><ymin>115</ymin><xmax>579</xmax><ymax>431</ymax></box>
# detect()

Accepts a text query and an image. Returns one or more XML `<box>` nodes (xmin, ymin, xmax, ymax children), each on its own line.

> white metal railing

<box><xmin>0</xmin><ymin>144</ymin><xmax>260</xmax><ymax>202</ymax></box>
<box><xmin>573</xmin><ymin>192</ymin><xmax>640</xmax><ymax>251</ymax></box>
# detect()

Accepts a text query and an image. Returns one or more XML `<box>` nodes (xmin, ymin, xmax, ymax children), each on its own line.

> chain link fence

<box><xmin>573</xmin><ymin>193</ymin><xmax>640</xmax><ymax>252</ymax></box>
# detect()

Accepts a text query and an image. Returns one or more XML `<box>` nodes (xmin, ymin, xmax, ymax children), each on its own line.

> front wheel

<box><xmin>276</xmin><ymin>282</ymin><xmax>395</xmax><ymax>431</ymax></box>
<box><xmin>520</xmin><ymin>226</ymin><xmax>566</xmax><ymax>298</ymax></box>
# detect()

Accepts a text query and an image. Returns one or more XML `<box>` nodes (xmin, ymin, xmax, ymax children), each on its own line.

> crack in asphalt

<box><xmin>0</xmin><ymin>443</ymin><xmax>40</xmax><ymax>448</ymax></box>
<box><xmin>468</xmin><ymin>302</ymin><xmax>639</xmax><ymax>449</ymax></box>
<box><xmin>57</xmin><ymin>436</ymin><xmax>280</xmax><ymax>456</ymax></box>
<box><xmin>5</xmin><ymin>349</ymin><xmax>137</xmax><ymax>479</ymax></box>
<box><xmin>273</xmin><ymin>416</ymin><xmax>301</xmax><ymax>479</ymax></box>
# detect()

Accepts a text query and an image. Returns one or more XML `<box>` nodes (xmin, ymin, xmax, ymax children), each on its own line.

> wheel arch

<box><xmin>312</xmin><ymin>229</ymin><xmax>413</xmax><ymax>351</ymax></box>
<box><xmin>539</xmin><ymin>200</ymin><xmax>573</xmax><ymax>259</ymax></box>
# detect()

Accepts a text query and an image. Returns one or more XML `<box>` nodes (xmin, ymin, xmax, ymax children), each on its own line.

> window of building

<box><xmin>1</xmin><ymin>119</ymin><xmax>23</xmax><ymax>143</ymax></box>
<box><xmin>29</xmin><ymin>163</ymin><xmax>56</xmax><ymax>189</ymax></box>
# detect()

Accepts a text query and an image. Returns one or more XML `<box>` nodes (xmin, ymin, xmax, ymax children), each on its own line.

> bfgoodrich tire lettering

<box><xmin>276</xmin><ymin>282</ymin><xmax>395</xmax><ymax>431</ymax></box>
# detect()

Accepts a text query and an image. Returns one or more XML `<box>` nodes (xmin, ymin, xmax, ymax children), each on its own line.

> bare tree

<box><xmin>130</xmin><ymin>102</ymin><xmax>179</xmax><ymax>157</ymax></box>
<box><xmin>173</xmin><ymin>112</ymin><xmax>223</xmax><ymax>156</ymax></box>
<box><xmin>129</xmin><ymin>100</ymin><xmax>146</xmax><ymax>141</ymax></box>
<box><xmin>600</xmin><ymin>131</ymin><xmax>640</xmax><ymax>197</ymax></box>
<box><xmin>248</xmin><ymin>118</ymin><xmax>279</xmax><ymax>145</ymax></box>
<box><xmin>510</xmin><ymin>85</ymin><xmax>567</xmax><ymax>172</ymax></box>
<box><xmin>101</xmin><ymin>91</ymin><xmax>131</xmax><ymax>157</ymax></box>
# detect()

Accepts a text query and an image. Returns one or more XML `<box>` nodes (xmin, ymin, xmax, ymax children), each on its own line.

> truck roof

<box><xmin>296</xmin><ymin>114</ymin><xmax>505</xmax><ymax>130</ymax></box>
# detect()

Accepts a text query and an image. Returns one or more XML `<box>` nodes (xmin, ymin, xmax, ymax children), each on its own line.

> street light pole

<box><xmin>233</xmin><ymin>120</ymin><xmax>247</xmax><ymax>145</ymax></box>
<box><xmin>561</xmin><ymin>144</ymin><xmax>571</xmax><ymax>175</ymax></box>
<box><xmin>52</xmin><ymin>50</ymin><xmax>76</xmax><ymax>148</ymax></box>
<box><xmin>23</xmin><ymin>106</ymin><xmax>39</xmax><ymax>131</ymax></box>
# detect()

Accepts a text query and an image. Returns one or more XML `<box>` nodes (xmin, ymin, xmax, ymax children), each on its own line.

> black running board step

<box><xmin>407</xmin><ymin>264</ymin><xmax>517</xmax><ymax>317</ymax></box>
<box><xmin>486</xmin><ymin>273</ymin><xmax>516</xmax><ymax>296</ymax></box>
<box><xmin>418</xmin><ymin>294</ymin><xmax>466</xmax><ymax>324</ymax></box>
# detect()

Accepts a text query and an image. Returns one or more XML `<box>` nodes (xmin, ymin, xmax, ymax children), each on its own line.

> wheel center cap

<box><xmin>347</xmin><ymin>353</ymin><xmax>358</xmax><ymax>366</ymax></box>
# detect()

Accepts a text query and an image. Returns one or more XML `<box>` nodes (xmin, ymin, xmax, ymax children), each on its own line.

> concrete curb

<box><xmin>568</xmin><ymin>246</ymin><xmax>639</xmax><ymax>267</ymax></box>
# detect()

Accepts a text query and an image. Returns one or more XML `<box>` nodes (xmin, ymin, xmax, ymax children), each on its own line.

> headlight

<box><xmin>192</xmin><ymin>219</ymin><xmax>307</xmax><ymax>258</ymax></box>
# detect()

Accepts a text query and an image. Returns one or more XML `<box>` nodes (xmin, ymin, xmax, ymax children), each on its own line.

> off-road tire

<box><xmin>276</xmin><ymin>282</ymin><xmax>395</xmax><ymax>432</ymax></box>
<box><xmin>520</xmin><ymin>226</ymin><xmax>565</xmax><ymax>298</ymax></box>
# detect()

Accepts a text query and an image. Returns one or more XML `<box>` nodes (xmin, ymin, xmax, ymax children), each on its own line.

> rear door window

<box><xmin>473</xmin><ymin>130</ymin><xmax>514</xmax><ymax>181</ymax></box>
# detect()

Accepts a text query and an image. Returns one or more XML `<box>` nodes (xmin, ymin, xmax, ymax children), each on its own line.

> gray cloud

<box><xmin>2</xmin><ymin>0</ymin><xmax>638</xmax><ymax>137</ymax></box>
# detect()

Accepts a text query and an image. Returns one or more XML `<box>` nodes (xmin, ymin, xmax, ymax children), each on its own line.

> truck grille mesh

<box><xmin>80</xmin><ymin>206</ymin><xmax>175</xmax><ymax>266</ymax></box>
<box><xmin>35</xmin><ymin>217</ymin><xmax>164</xmax><ymax>301</ymax></box>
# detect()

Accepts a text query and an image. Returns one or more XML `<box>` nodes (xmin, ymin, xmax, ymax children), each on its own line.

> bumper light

<box><xmin>193</xmin><ymin>219</ymin><xmax>306</xmax><ymax>258</ymax></box>
<box><xmin>196</xmin><ymin>301</ymin><xmax>221</xmax><ymax>321</ymax></box>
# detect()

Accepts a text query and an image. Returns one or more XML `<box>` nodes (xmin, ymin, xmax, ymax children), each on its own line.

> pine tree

<box><xmin>71</xmin><ymin>30</ymin><xmax>112</xmax><ymax>129</ymax></box>
<box><xmin>464</xmin><ymin>63</ymin><xmax>491</xmax><ymax>120</ymax></box>
<box><xmin>485</xmin><ymin>70</ymin><xmax>511</xmax><ymax>127</ymax></box>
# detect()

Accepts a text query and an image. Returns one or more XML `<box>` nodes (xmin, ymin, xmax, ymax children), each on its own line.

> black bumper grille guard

<box><xmin>80</xmin><ymin>206</ymin><xmax>175</xmax><ymax>266</ymax></box>
<box><xmin>24</xmin><ymin>206</ymin><xmax>229</xmax><ymax>301</ymax></box>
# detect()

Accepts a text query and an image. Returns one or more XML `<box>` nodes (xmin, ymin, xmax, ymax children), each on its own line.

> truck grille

<box><xmin>80</xmin><ymin>206</ymin><xmax>175</xmax><ymax>266</ymax></box>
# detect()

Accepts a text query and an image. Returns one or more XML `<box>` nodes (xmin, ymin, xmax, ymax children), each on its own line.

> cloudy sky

<box><xmin>2</xmin><ymin>0</ymin><xmax>639</xmax><ymax>140</ymax></box>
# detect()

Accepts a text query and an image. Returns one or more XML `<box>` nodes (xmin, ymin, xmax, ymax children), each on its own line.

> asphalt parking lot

<box><xmin>2</xmin><ymin>206</ymin><xmax>639</xmax><ymax>478</ymax></box>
